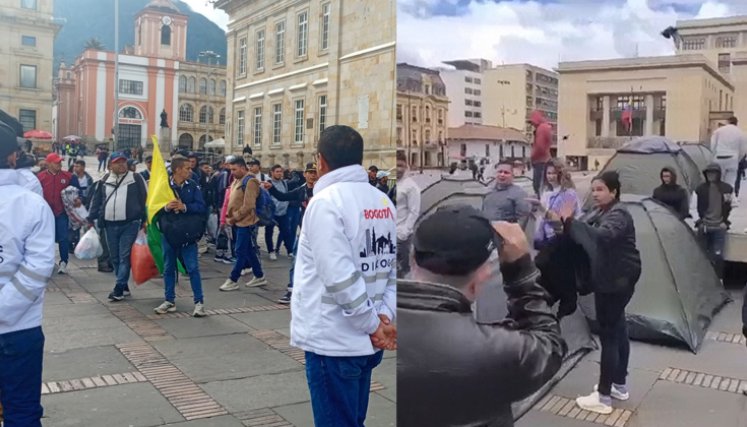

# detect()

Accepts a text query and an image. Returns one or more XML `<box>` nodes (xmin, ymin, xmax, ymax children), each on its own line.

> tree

<box><xmin>84</xmin><ymin>37</ymin><xmax>104</xmax><ymax>50</ymax></box>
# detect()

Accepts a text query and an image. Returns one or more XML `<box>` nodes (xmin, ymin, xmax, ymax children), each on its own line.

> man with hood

<box><xmin>694</xmin><ymin>163</ymin><xmax>733</xmax><ymax>278</ymax></box>
<box><xmin>483</xmin><ymin>160</ymin><xmax>532</xmax><ymax>225</ymax></box>
<box><xmin>398</xmin><ymin>206</ymin><xmax>566</xmax><ymax>427</ymax></box>
<box><xmin>530</xmin><ymin>110</ymin><xmax>553</xmax><ymax>197</ymax></box>
<box><xmin>652</xmin><ymin>167</ymin><xmax>689</xmax><ymax>220</ymax></box>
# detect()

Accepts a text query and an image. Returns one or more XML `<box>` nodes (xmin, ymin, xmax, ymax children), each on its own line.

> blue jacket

<box><xmin>170</xmin><ymin>178</ymin><xmax>207</xmax><ymax>215</ymax></box>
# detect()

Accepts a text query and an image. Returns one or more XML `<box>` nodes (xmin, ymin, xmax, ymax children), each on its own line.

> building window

<box><xmin>255</xmin><ymin>29</ymin><xmax>265</xmax><ymax>71</ymax></box>
<box><xmin>411</xmin><ymin>106</ymin><xmax>417</xmax><ymax>122</ymax></box>
<box><xmin>119</xmin><ymin>106</ymin><xmax>142</xmax><ymax>119</ymax></box>
<box><xmin>20</xmin><ymin>0</ymin><xmax>36</xmax><ymax>9</ymax></box>
<box><xmin>474</xmin><ymin>78</ymin><xmax>481</xmax><ymax>84</ymax></box>
<box><xmin>199</xmin><ymin>106</ymin><xmax>214</xmax><ymax>123</ymax></box>
<box><xmin>474</xmin><ymin>89</ymin><xmax>482</xmax><ymax>96</ymax></box>
<box><xmin>19</xmin><ymin>64</ymin><xmax>37</xmax><ymax>88</ymax></box>
<box><xmin>682</xmin><ymin>37</ymin><xmax>705</xmax><ymax>50</ymax></box>
<box><xmin>465</xmin><ymin>76</ymin><xmax>473</xmax><ymax>83</ymax></box>
<box><xmin>209</xmin><ymin>79</ymin><xmax>216</xmax><ymax>95</ymax></box>
<box><xmin>253</xmin><ymin>107</ymin><xmax>262</xmax><ymax>146</ymax></box>
<box><xmin>219</xmin><ymin>80</ymin><xmax>227</xmax><ymax>96</ymax></box>
<box><xmin>297</xmin><ymin>11</ymin><xmax>309</xmax><ymax>58</ymax></box>
<box><xmin>294</xmin><ymin>99</ymin><xmax>305</xmax><ymax>144</ymax></box>
<box><xmin>219</xmin><ymin>108</ymin><xmax>226</xmax><ymax>125</ymax></box>
<box><xmin>275</xmin><ymin>21</ymin><xmax>285</xmax><ymax>64</ymax></box>
<box><xmin>465</xmin><ymin>87</ymin><xmax>473</xmax><ymax>95</ymax></box>
<box><xmin>617</xmin><ymin>118</ymin><xmax>643</xmax><ymax>136</ymax></box>
<box><xmin>396</xmin><ymin>104</ymin><xmax>403</xmax><ymax>120</ymax></box>
<box><xmin>199</xmin><ymin>78</ymin><xmax>207</xmax><ymax>95</ymax></box>
<box><xmin>272</xmin><ymin>103</ymin><xmax>282</xmax><ymax>146</ymax></box>
<box><xmin>465</xmin><ymin>111</ymin><xmax>473</xmax><ymax>118</ymax></box>
<box><xmin>318</xmin><ymin>95</ymin><xmax>327</xmax><ymax>136</ymax></box>
<box><xmin>18</xmin><ymin>109</ymin><xmax>36</xmax><ymax>130</ymax></box>
<box><xmin>465</xmin><ymin>99</ymin><xmax>473</xmax><ymax>106</ymax></box>
<box><xmin>595</xmin><ymin>119</ymin><xmax>602</xmax><ymax>136</ymax></box>
<box><xmin>238</xmin><ymin>37</ymin><xmax>247</xmax><ymax>75</ymax></box>
<box><xmin>474</xmin><ymin>112</ymin><xmax>482</xmax><ymax>118</ymax></box>
<box><xmin>187</xmin><ymin>77</ymin><xmax>195</xmax><ymax>93</ymax></box>
<box><xmin>179</xmin><ymin>75</ymin><xmax>187</xmax><ymax>92</ymax></box>
<box><xmin>119</xmin><ymin>79</ymin><xmax>143</xmax><ymax>95</ymax></box>
<box><xmin>716</xmin><ymin>35</ymin><xmax>737</xmax><ymax>48</ymax></box>
<box><xmin>161</xmin><ymin>25</ymin><xmax>171</xmax><ymax>46</ymax></box>
<box><xmin>21</xmin><ymin>35</ymin><xmax>36</xmax><ymax>47</ymax></box>
<box><xmin>438</xmin><ymin>109</ymin><xmax>443</xmax><ymax>124</ymax></box>
<box><xmin>236</xmin><ymin>110</ymin><xmax>245</xmax><ymax>146</ymax></box>
<box><xmin>320</xmin><ymin>3</ymin><xmax>331</xmax><ymax>51</ymax></box>
<box><xmin>179</xmin><ymin>104</ymin><xmax>193</xmax><ymax>122</ymax></box>
<box><xmin>719</xmin><ymin>53</ymin><xmax>731</xmax><ymax>73</ymax></box>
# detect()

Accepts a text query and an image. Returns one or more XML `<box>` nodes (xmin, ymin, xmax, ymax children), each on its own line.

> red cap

<box><xmin>46</xmin><ymin>153</ymin><xmax>63</xmax><ymax>164</ymax></box>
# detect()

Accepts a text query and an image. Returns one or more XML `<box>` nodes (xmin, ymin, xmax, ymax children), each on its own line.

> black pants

<box><xmin>397</xmin><ymin>237</ymin><xmax>411</xmax><ymax>279</ymax></box>
<box><xmin>595</xmin><ymin>286</ymin><xmax>634</xmax><ymax>396</ymax></box>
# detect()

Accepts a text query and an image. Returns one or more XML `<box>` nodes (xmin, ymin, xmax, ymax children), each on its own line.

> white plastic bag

<box><xmin>207</xmin><ymin>213</ymin><xmax>218</xmax><ymax>239</ymax></box>
<box><xmin>74</xmin><ymin>227</ymin><xmax>104</xmax><ymax>260</ymax></box>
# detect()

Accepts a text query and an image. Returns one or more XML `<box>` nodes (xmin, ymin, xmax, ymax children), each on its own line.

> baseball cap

<box><xmin>376</xmin><ymin>170</ymin><xmax>390</xmax><ymax>179</ymax></box>
<box><xmin>413</xmin><ymin>205</ymin><xmax>499</xmax><ymax>276</ymax></box>
<box><xmin>45</xmin><ymin>152</ymin><xmax>63</xmax><ymax>164</ymax></box>
<box><xmin>109</xmin><ymin>151</ymin><xmax>127</xmax><ymax>163</ymax></box>
<box><xmin>305</xmin><ymin>162</ymin><xmax>317</xmax><ymax>172</ymax></box>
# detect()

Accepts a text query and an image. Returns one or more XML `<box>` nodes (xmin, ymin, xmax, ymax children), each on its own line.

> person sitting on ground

<box><xmin>652</xmin><ymin>166</ymin><xmax>689</xmax><ymax>220</ymax></box>
<box><xmin>398</xmin><ymin>206</ymin><xmax>566</xmax><ymax>427</ymax></box>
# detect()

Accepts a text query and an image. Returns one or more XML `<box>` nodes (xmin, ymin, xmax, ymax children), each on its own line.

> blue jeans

<box><xmin>54</xmin><ymin>214</ymin><xmax>70</xmax><ymax>263</ymax></box>
<box><xmin>289</xmin><ymin>237</ymin><xmax>299</xmax><ymax>289</ymax></box>
<box><xmin>162</xmin><ymin>239</ymin><xmax>204</xmax><ymax>304</ymax></box>
<box><xmin>105</xmin><ymin>220</ymin><xmax>140</xmax><ymax>296</ymax></box>
<box><xmin>305</xmin><ymin>351</ymin><xmax>384</xmax><ymax>427</ymax></box>
<box><xmin>265</xmin><ymin>214</ymin><xmax>292</xmax><ymax>254</ymax></box>
<box><xmin>286</xmin><ymin>206</ymin><xmax>301</xmax><ymax>247</ymax></box>
<box><xmin>230</xmin><ymin>226</ymin><xmax>264</xmax><ymax>282</ymax></box>
<box><xmin>704</xmin><ymin>226</ymin><xmax>727</xmax><ymax>277</ymax></box>
<box><xmin>0</xmin><ymin>327</ymin><xmax>45</xmax><ymax>427</ymax></box>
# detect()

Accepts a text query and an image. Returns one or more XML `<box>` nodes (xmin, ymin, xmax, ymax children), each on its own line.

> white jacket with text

<box><xmin>290</xmin><ymin>165</ymin><xmax>397</xmax><ymax>357</ymax></box>
<box><xmin>0</xmin><ymin>170</ymin><xmax>55</xmax><ymax>335</ymax></box>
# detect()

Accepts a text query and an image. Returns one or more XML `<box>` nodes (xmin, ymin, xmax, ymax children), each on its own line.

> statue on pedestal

<box><xmin>160</xmin><ymin>109</ymin><xmax>169</xmax><ymax>128</ymax></box>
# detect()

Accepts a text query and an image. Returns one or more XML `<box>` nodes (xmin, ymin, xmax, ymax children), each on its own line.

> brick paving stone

<box><xmin>541</xmin><ymin>395</ymin><xmax>560</xmax><ymax>411</ymax></box>
<box><xmin>605</xmin><ymin>409</ymin><xmax>623</xmax><ymax>426</ymax></box>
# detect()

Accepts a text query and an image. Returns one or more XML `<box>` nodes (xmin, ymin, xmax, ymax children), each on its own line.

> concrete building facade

<box><xmin>215</xmin><ymin>0</ymin><xmax>396</xmax><ymax>171</ymax></box>
<box><xmin>1</xmin><ymin>0</ymin><xmax>62</xmax><ymax>134</ymax></box>
<box><xmin>446</xmin><ymin>124</ymin><xmax>529</xmax><ymax>164</ymax></box>
<box><xmin>176</xmin><ymin>60</ymin><xmax>228</xmax><ymax>150</ymax></box>
<box><xmin>557</xmin><ymin>55</ymin><xmax>733</xmax><ymax>169</ymax></box>
<box><xmin>482</xmin><ymin>63</ymin><xmax>558</xmax><ymax>145</ymax></box>
<box><xmin>396</xmin><ymin>63</ymin><xmax>449</xmax><ymax>168</ymax></box>
<box><xmin>437</xmin><ymin>59</ymin><xmax>489</xmax><ymax>127</ymax></box>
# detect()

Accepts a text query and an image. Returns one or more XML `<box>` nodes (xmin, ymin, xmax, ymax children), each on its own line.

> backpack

<box><xmin>241</xmin><ymin>175</ymin><xmax>276</xmax><ymax>227</ymax></box>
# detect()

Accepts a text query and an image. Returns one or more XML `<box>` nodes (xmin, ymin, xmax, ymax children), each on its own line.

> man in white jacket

<box><xmin>290</xmin><ymin>125</ymin><xmax>397</xmax><ymax>426</ymax></box>
<box><xmin>396</xmin><ymin>151</ymin><xmax>420</xmax><ymax>278</ymax></box>
<box><xmin>0</xmin><ymin>120</ymin><xmax>56</xmax><ymax>427</ymax></box>
<box><xmin>711</xmin><ymin>116</ymin><xmax>747</xmax><ymax>204</ymax></box>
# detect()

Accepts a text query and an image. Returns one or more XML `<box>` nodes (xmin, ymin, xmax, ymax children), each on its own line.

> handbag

<box><xmin>157</xmin><ymin>186</ymin><xmax>207</xmax><ymax>248</ymax></box>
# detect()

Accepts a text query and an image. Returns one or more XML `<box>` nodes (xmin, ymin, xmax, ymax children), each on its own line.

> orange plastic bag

<box><xmin>131</xmin><ymin>230</ymin><xmax>159</xmax><ymax>286</ymax></box>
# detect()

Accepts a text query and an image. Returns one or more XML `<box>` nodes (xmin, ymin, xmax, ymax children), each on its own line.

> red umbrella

<box><xmin>23</xmin><ymin>130</ymin><xmax>53</xmax><ymax>139</ymax></box>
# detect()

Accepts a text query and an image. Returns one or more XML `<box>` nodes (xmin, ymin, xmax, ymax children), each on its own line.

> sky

<box><xmin>182</xmin><ymin>0</ymin><xmax>229</xmax><ymax>30</ymax></box>
<box><xmin>397</xmin><ymin>0</ymin><xmax>747</xmax><ymax>70</ymax></box>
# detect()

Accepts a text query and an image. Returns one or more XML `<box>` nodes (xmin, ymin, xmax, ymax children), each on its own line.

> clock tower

<box><xmin>133</xmin><ymin>0</ymin><xmax>187</xmax><ymax>61</ymax></box>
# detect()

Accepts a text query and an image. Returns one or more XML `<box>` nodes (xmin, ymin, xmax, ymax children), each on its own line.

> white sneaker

<box><xmin>241</xmin><ymin>268</ymin><xmax>252</xmax><ymax>276</ymax></box>
<box><xmin>193</xmin><ymin>303</ymin><xmax>206</xmax><ymax>317</ymax></box>
<box><xmin>219</xmin><ymin>279</ymin><xmax>240</xmax><ymax>292</ymax></box>
<box><xmin>154</xmin><ymin>301</ymin><xmax>176</xmax><ymax>314</ymax></box>
<box><xmin>269</xmin><ymin>252</ymin><xmax>278</xmax><ymax>261</ymax></box>
<box><xmin>594</xmin><ymin>383</ymin><xmax>629</xmax><ymax>401</ymax></box>
<box><xmin>246</xmin><ymin>276</ymin><xmax>268</xmax><ymax>287</ymax></box>
<box><xmin>57</xmin><ymin>261</ymin><xmax>68</xmax><ymax>275</ymax></box>
<box><xmin>575</xmin><ymin>391</ymin><xmax>613</xmax><ymax>415</ymax></box>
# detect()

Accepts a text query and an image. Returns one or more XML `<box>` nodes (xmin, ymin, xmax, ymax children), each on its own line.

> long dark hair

<box><xmin>593</xmin><ymin>170</ymin><xmax>621</xmax><ymax>200</ymax></box>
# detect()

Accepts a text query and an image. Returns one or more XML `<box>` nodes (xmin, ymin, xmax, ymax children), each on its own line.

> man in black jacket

<box><xmin>694</xmin><ymin>162</ymin><xmax>733</xmax><ymax>278</ymax></box>
<box><xmin>652</xmin><ymin>167</ymin><xmax>689</xmax><ymax>220</ymax></box>
<box><xmin>398</xmin><ymin>205</ymin><xmax>566</xmax><ymax>427</ymax></box>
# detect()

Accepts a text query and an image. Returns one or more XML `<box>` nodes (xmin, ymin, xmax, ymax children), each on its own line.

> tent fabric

<box><xmin>679</xmin><ymin>143</ymin><xmax>712</xmax><ymax>172</ymax></box>
<box><xmin>579</xmin><ymin>195</ymin><xmax>729</xmax><ymax>352</ymax></box>
<box><xmin>616</xmin><ymin>136</ymin><xmax>684</xmax><ymax>154</ymax></box>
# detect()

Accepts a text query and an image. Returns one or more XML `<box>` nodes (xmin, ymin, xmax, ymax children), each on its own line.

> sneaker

<box><xmin>241</xmin><ymin>268</ymin><xmax>252</xmax><ymax>276</ymax></box>
<box><xmin>219</xmin><ymin>279</ymin><xmax>240</xmax><ymax>292</ymax></box>
<box><xmin>277</xmin><ymin>291</ymin><xmax>291</xmax><ymax>304</ymax></box>
<box><xmin>198</xmin><ymin>245</ymin><xmax>208</xmax><ymax>255</ymax></box>
<box><xmin>213</xmin><ymin>255</ymin><xmax>225</xmax><ymax>263</ymax></box>
<box><xmin>593</xmin><ymin>384</ymin><xmax>629</xmax><ymax>401</ymax></box>
<box><xmin>57</xmin><ymin>261</ymin><xmax>68</xmax><ymax>275</ymax></box>
<box><xmin>246</xmin><ymin>276</ymin><xmax>268</xmax><ymax>288</ymax></box>
<box><xmin>123</xmin><ymin>287</ymin><xmax>131</xmax><ymax>297</ymax></box>
<box><xmin>222</xmin><ymin>257</ymin><xmax>236</xmax><ymax>265</ymax></box>
<box><xmin>154</xmin><ymin>301</ymin><xmax>176</xmax><ymax>314</ymax></box>
<box><xmin>108</xmin><ymin>292</ymin><xmax>124</xmax><ymax>302</ymax></box>
<box><xmin>269</xmin><ymin>252</ymin><xmax>278</xmax><ymax>261</ymax></box>
<box><xmin>575</xmin><ymin>391</ymin><xmax>613</xmax><ymax>415</ymax></box>
<box><xmin>193</xmin><ymin>302</ymin><xmax>206</xmax><ymax>317</ymax></box>
<box><xmin>97</xmin><ymin>265</ymin><xmax>114</xmax><ymax>273</ymax></box>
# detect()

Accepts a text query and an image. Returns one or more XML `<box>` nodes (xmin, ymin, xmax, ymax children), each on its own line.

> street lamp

<box><xmin>198</xmin><ymin>50</ymin><xmax>220</xmax><ymax>152</ymax></box>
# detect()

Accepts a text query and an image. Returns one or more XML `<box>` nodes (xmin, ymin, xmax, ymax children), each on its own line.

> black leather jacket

<box><xmin>397</xmin><ymin>256</ymin><xmax>566</xmax><ymax>427</ymax></box>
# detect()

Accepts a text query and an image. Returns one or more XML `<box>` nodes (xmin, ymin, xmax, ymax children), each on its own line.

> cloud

<box><xmin>397</xmin><ymin>0</ymin><xmax>744</xmax><ymax>70</ymax></box>
<box><xmin>181</xmin><ymin>0</ymin><xmax>229</xmax><ymax>30</ymax></box>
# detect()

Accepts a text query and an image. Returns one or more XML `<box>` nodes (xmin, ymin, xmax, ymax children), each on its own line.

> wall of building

<box><xmin>483</xmin><ymin>66</ymin><xmax>527</xmax><ymax>130</ymax></box>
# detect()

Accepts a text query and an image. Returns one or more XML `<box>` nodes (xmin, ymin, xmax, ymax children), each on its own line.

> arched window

<box><xmin>219</xmin><ymin>108</ymin><xmax>226</xmax><ymax>125</ymax></box>
<box><xmin>220</xmin><ymin>80</ymin><xmax>227</xmax><ymax>96</ymax></box>
<box><xmin>179</xmin><ymin>104</ymin><xmax>193</xmax><ymax>122</ymax></box>
<box><xmin>199</xmin><ymin>78</ymin><xmax>207</xmax><ymax>95</ymax></box>
<box><xmin>199</xmin><ymin>134</ymin><xmax>214</xmax><ymax>144</ymax></box>
<box><xmin>161</xmin><ymin>25</ymin><xmax>171</xmax><ymax>46</ymax></box>
<box><xmin>179</xmin><ymin>76</ymin><xmax>187</xmax><ymax>92</ymax></box>
<box><xmin>199</xmin><ymin>106</ymin><xmax>214</xmax><ymax>123</ymax></box>
<box><xmin>187</xmin><ymin>77</ymin><xmax>195</xmax><ymax>93</ymax></box>
<box><xmin>119</xmin><ymin>106</ymin><xmax>142</xmax><ymax>120</ymax></box>
<box><xmin>209</xmin><ymin>79</ymin><xmax>216</xmax><ymax>96</ymax></box>
<box><xmin>178</xmin><ymin>133</ymin><xmax>193</xmax><ymax>149</ymax></box>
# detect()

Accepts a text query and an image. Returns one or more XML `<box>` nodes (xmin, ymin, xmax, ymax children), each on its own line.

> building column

<box><xmin>645</xmin><ymin>94</ymin><xmax>654</xmax><ymax>136</ymax></box>
<box><xmin>602</xmin><ymin>95</ymin><xmax>611</xmax><ymax>137</ymax></box>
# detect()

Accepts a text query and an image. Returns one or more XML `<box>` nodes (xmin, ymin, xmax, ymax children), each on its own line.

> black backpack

<box><xmin>157</xmin><ymin>184</ymin><xmax>207</xmax><ymax>248</ymax></box>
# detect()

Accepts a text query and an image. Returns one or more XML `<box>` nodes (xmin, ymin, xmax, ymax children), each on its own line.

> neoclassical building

<box><xmin>176</xmin><ymin>61</ymin><xmax>227</xmax><ymax>150</ymax></box>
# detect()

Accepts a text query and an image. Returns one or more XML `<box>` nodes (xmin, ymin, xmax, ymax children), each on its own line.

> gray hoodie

<box><xmin>483</xmin><ymin>183</ymin><xmax>531</xmax><ymax>223</ymax></box>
